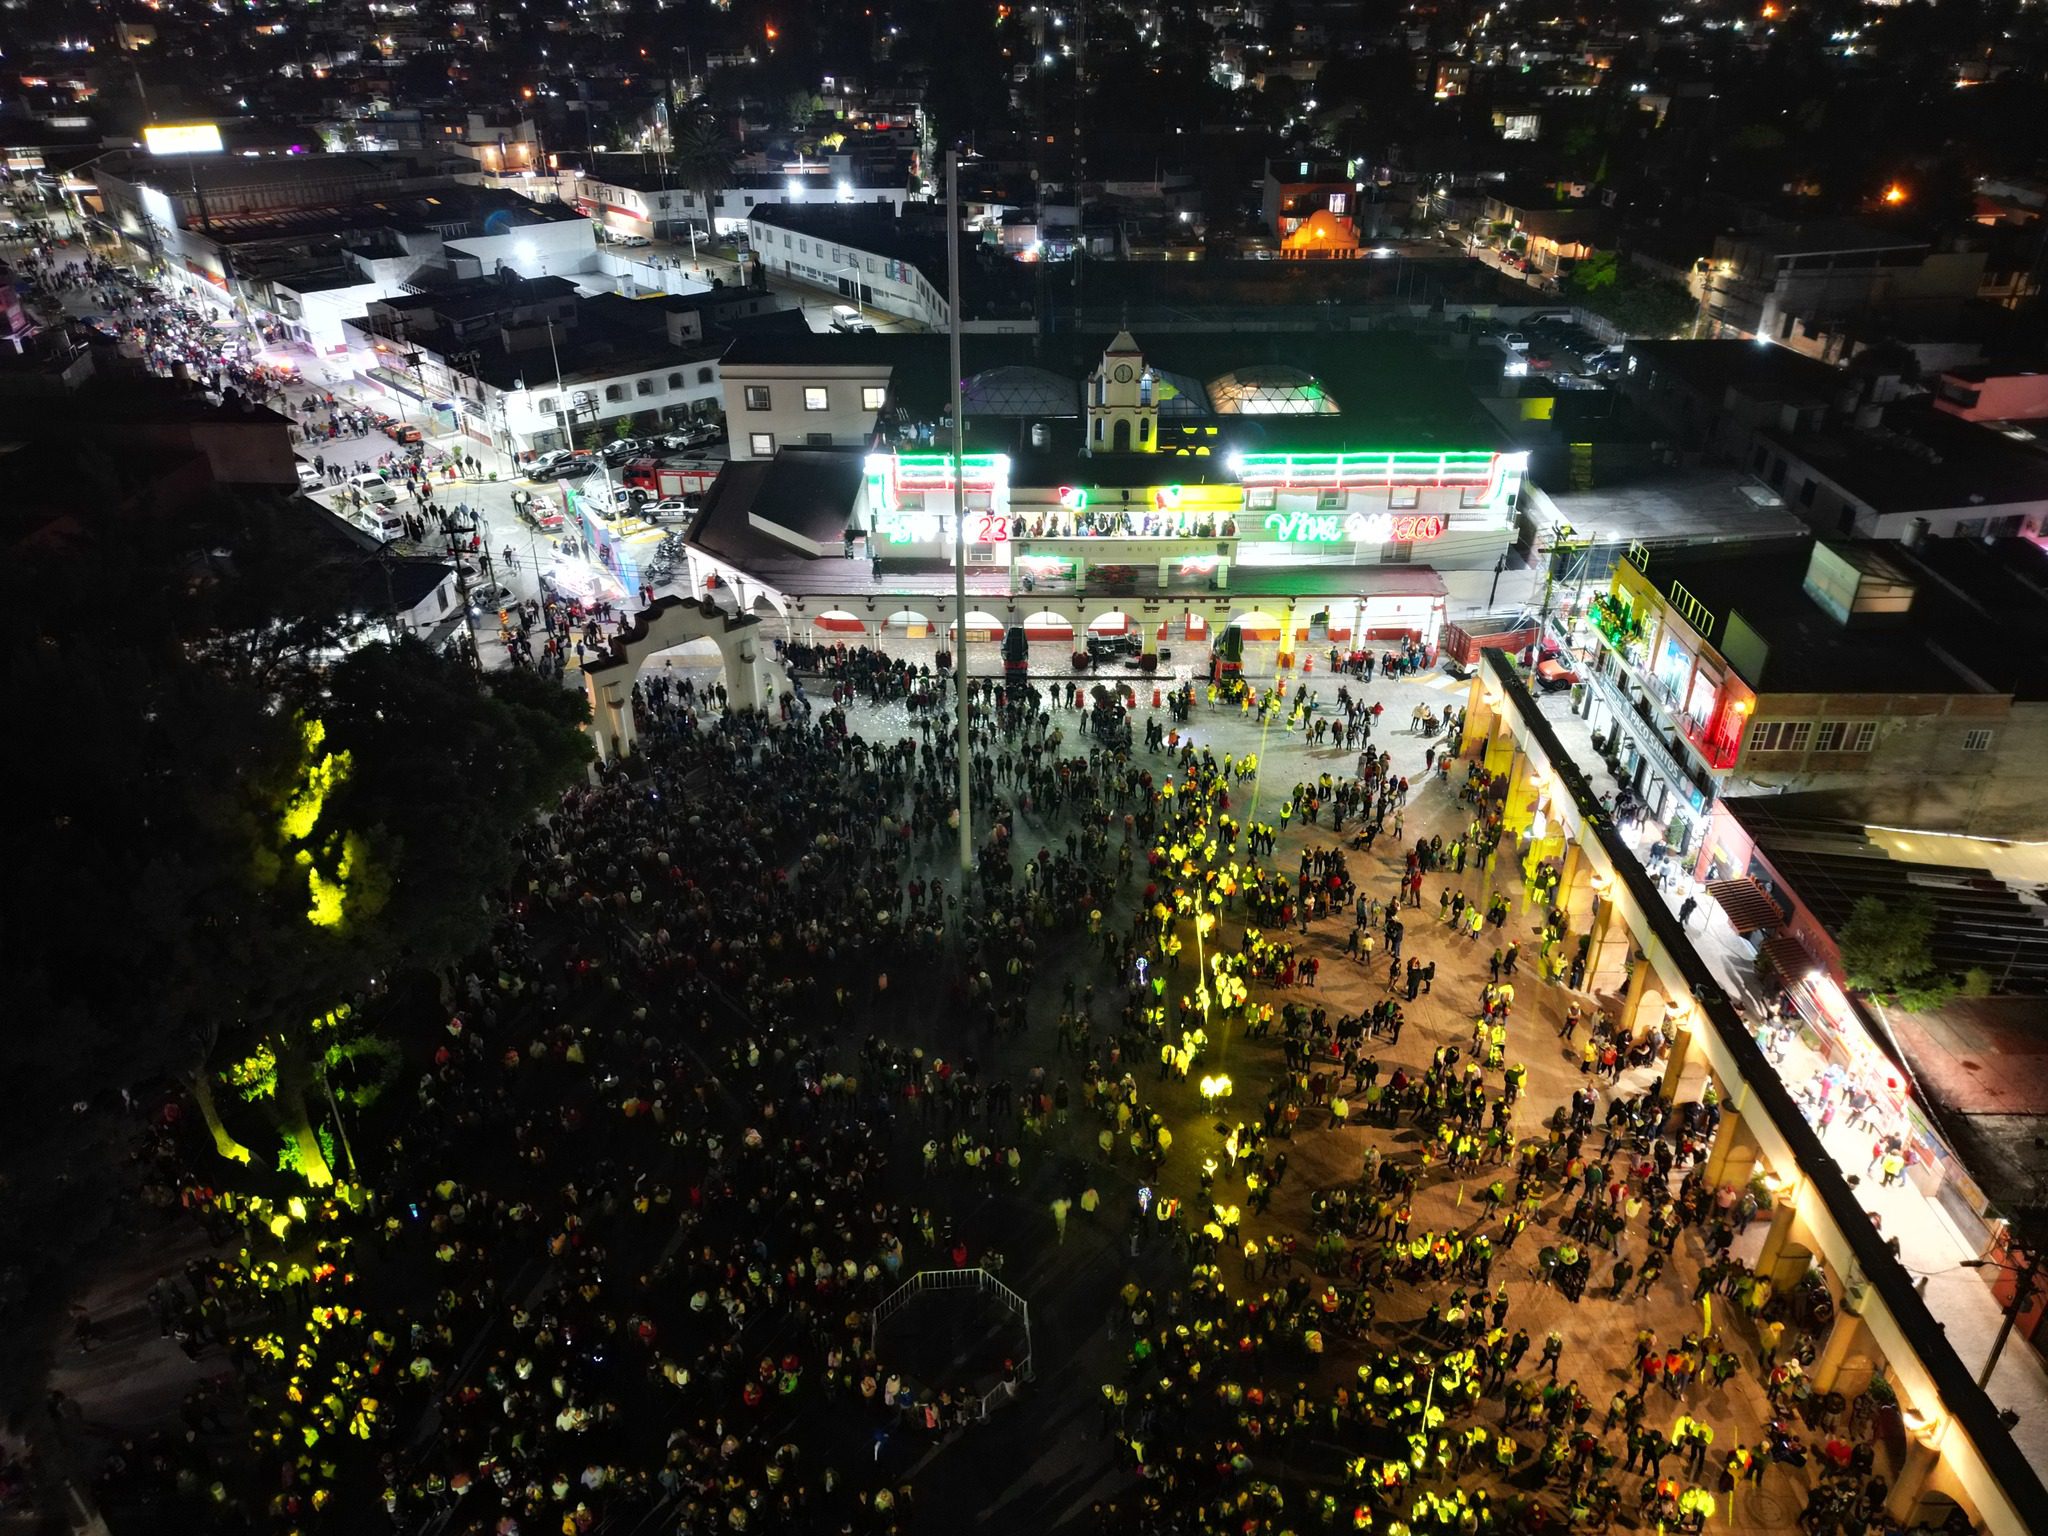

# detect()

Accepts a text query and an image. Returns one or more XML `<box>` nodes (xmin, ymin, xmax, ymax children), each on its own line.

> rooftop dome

<box><xmin>1206</xmin><ymin>365</ymin><xmax>1340</xmax><ymax>416</ymax></box>
<box><xmin>962</xmin><ymin>365</ymin><xmax>1081</xmax><ymax>419</ymax></box>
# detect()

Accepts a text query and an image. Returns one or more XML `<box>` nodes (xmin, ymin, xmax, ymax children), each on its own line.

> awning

<box><xmin>1706</xmin><ymin>877</ymin><xmax>1784</xmax><ymax>935</ymax></box>
<box><xmin>1759</xmin><ymin>931</ymin><xmax>1816</xmax><ymax>983</ymax></box>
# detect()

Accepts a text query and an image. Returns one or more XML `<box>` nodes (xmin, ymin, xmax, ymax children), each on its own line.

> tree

<box><xmin>1838</xmin><ymin>894</ymin><xmax>1957</xmax><ymax>1013</ymax></box>
<box><xmin>669</xmin><ymin>111</ymin><xmax>736</xmax><ymax>216</ymax></box>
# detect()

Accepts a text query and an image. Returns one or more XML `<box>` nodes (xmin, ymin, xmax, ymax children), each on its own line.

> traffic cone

<box><xmin>1152</xmin><ymin>685</ymin><xmax>1163</xmax><ymax>708</ymax></box>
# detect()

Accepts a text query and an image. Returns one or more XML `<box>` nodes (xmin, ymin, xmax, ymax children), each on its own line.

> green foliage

<box><xmin>1962</xmin><ymin>967</ymin><xmax>1995</xmax><ymax>998</ymax></box>
<box><xmin>614</xmin><ymin>415</ymin><xmax>636</xmax><ymax>440</ymax></box>
<box><xmin>1568</xmin><ymin>262</ymin><xmax>1697</xmax><ymax>338</ymax></box>
<box><xmin>1839</xmin><ymin>894</ymin><xmax>1959</xmax><ymax>1012</ymax></box>
<box><xmin>1573</xmin><ymin>250</ymin><xmax>1621</xmax><ymax>293</ymax></box>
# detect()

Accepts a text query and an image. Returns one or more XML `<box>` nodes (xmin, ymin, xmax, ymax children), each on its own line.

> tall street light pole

<box><xmin>1965</xmin><ymin>1247</ymin><xmax>2045</xmax><ymax>1390</ymax></box>
<box><xmin>947</xmin><ymin>150</ymin><xmax>972</xmax><ymax>874</ymax></box>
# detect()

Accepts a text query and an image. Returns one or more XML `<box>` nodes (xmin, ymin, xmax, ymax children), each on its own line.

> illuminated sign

<box><xmin>143</xmin><ymin>122</ymin><xmax>224</xmax><ymax>156</ymax></box>
<box><xmin>1233</xmin><ymin>451</ymin><xmax>1501</xmax><ymax>489</ymax></box>
<box><xmin>1264</xmin><ymin>511</ymin><xmax>1446</xmax><ymax>544</ymax></box>
<box><xmin>865</xmin><ymin>451</ymin><xmax>1013</xmax><ymax>546</ymax></box>
<box><xmin>1057</xmin><ymin>484</ymin><xmax>1088</xmax><ymax>510</ymax></box>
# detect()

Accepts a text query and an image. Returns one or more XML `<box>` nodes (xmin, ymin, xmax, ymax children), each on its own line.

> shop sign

<box><xmin>1263</xmin><ymin>510</ymin><xmax>1446</xmax><ymax>544</ymax></box>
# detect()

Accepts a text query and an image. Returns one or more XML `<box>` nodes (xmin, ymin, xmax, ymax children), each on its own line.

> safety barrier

<box><xmin>869</xmin><ymin>1267</ymin><xmax>1035</xmax><ymax>1421</ymax></box>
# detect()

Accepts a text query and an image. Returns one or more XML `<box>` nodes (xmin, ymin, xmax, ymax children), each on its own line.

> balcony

<box><xmin>1586</xmin><ymin>664</ymin><xmax>1714</xmax><ymax>810</ymax></box>
<box><xmin>1590</xmin><ymin>629</ymin><xmax>1743</xmax><ymax>773</ymax></box>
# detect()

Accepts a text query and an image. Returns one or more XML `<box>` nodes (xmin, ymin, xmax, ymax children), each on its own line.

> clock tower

<box><xmin>1085</xmin><ymin>331</ymin><xmax>1158</xmax><ymax>455</ymax></box>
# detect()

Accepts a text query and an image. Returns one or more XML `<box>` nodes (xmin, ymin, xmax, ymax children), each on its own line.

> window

<box><xmin>744</xmin><ymin>385</ymin><xmax>772</xmax><ymax>411</ymax></box>
<box><xmin>1963</xmin><ymin>728</ymin><xmax>1994</xmax><ymax>752</ymax></box>
<box><xmin>804</xmin><ymin>386</ymin><xmax>830</xmax><ymax>411</ymax></box>
<box><xmin>698</xmin><ymin>366</ymin><xmax>715</xmax><ymax>385</ymax></box>
<box><xmin>1328</xmin><ymin>192</ymin><xmax>1348</xmax><ymax>215</ymax></box>
<box><xmin>1317</xmin><ymin>490</ymin><xmax>1345</xmax><ymax>510</ymax></box>
<box><xmin>1388</xmin><ymin>486</ymin><xmax>1420</xmax><ymax>510</ymax></box>
<box><xmin>667</xmin><ymin>371</ymin><xmax>684</xmax><ymax>389</ymax></box>
<box><xmin>749</xmin><ymin>432</ymin><xmax>775</xmax><ymax>456</ymax></box>
<box><xmin>1748</xmin><ymin>720</ymin><xmax>1811</xmax><ymax>753</ymax></box>
<box><xmin>806</xmin><ymin>431</ymin><xmax>833</xmax><ymax>446</ymax></box>
<box><xmin>605</xmin><ymin>384</ymin><xmax>626</xmax><ymax>403</ymax></box>
<box><xmin>1247</xmin><ymin>487</ymin><xmax>1276</xmax><ymax>511</ymax></box>
<box><xmin>1798</xmin><ymin>478</ymin><xmax>1816</xmax><ymax>507</ymax></box>
<box><xmin>1814</xmin><ymin>721</ymin><xmax>1845</xmax><ymax>752</ymax></box>
<box><xmin>636</xmin><ymin>377</ymin><xmax>655</xmax><ymax>396</ymax></box>
<box><xmin>1848</xmin><ymin>722</ymin><xmax>1877</xmax><ymax>751</ymax></box>
<box><xmin>861</xmin><ymin>386</ymin><xmax>887</xmax><ymax>411</ymax></box>
<box><xmin>537</xmin><ymin>395</ymin><xmax>557</xmax><ymax>415</ymax></box>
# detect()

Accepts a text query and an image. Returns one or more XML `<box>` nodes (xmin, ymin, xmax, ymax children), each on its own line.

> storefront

<box><xmin>858</xmin><ymin>446</ymin><xmax>1525</xmax><ymax>572</ymax></box>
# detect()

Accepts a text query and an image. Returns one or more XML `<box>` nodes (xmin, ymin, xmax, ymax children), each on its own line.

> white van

<box><xmin>349</xmin><ymin>472</ymin><xmax>399</xmax><ymax>506</ymax></box>
<box><xmin>830</xmin><ymin>304</ymin><xmax>876</xmax><ymax>333</ymax></box>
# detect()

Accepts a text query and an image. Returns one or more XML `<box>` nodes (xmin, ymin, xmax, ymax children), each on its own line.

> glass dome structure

<box><xmin>1205</xmin><ymin>365</ymin><xmax>1340</xmax><ymax>416</ymax></box>
<box><xmin>961</xmin><ymin>365</ymin><xmax>1081</xmax><ymax>418</ymax></box>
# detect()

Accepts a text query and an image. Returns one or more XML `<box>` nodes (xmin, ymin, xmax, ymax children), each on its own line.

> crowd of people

<box><xmin>55</xmin><ymin>631</ymin><xmax>1929</xmax><ymax>1536</ymax></box>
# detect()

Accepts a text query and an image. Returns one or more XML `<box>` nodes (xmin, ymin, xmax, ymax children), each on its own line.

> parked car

<box><xmin>646</xmin><ymin>497</ymin><xmax>698</xmax><ymax>522</ymax></box>
<box><xmin>613</xmin><ymin>233</ymin><xmax>651</xmax><ymax>248</ymax></box>
<box><xmin>295</xmin><ymin>460</ymin><xmax>323</xmax><ymax>490</ymax></box>
<box><xmin>601</xmin><ymin>437</ymin><xmax>644</xmax><ymax>463</ymax></box>
<box><xmin>384</xmin><ymin>420</ymin><xmax>422</xmax><ymax>445</ymax></box>
<box><xmin>540</xmin><ymin>456</ymin><xmax>599</xmax><ymax>481</ymax></box>
<box><xmin>468</xmin><ymin>580</ymin><xmax>515</xmax><ymax>613</ymax></box>
<box><xmin>1534</xmin><ymin>655</ymin><xmax>1579</xmax><ymax>691</ymax></box>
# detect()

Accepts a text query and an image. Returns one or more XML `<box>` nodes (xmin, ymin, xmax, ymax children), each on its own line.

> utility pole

<box><xmin>948</xmin><ymin>151</ymin><xmax>973</xmax><ymax>874</ymax></box>
<box><xmin>1968</xmin><ymin>1245</ymin><xmax>2044</xmax><ymax>1390</ymax></box>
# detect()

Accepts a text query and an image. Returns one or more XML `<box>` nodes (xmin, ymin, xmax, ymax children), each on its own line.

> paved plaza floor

<box><xmin>742</xmin><ymin>655</ymin><xmax>1828</xmax><ymax>1532</ymax></box>
<box><xmin>36</xmin><ymin>646</ymin><xmax>2011</xmax><ymax>1535</ymax></box>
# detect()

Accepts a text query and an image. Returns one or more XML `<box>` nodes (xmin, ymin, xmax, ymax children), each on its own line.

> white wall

<box><xmin>721</xmin><ymin>364</ymin><xmax>891</xmax><ymax>460</ymax></box>
<box><xmin>446</xmin><ymin>220</ymin><xmax>599</xmax><ymax>280</ymax></box>
<box><xmin>747</xmin><ymin>214</ymin><xmax>946</xmax><ymax>328</ymax></box>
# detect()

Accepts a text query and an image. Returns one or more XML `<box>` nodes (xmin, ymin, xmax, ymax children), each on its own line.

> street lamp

<box><xmin>1962</xmin><ymin>1247</ymin><xmax>2045</xmax><ymax>1389</ymax></box>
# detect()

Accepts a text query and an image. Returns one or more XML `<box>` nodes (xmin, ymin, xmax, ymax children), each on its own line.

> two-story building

<box><xmin>341</xmin><ymin>276</ymin><xmax>731</xmax><ymax>458</ymax></box>
<box><xmin>1573</xmin><ymin>534</ymin><xmax>2048</xmax><ymax>861</ymax></box>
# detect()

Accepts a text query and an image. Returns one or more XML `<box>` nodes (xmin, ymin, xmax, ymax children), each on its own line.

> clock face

<box><xmin>1113</xmin><ymin>364</ymin><xmax>1134</xmax><ymax>383</ymax></box>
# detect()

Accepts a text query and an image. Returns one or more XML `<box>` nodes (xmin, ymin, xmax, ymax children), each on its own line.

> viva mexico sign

<box><xmin>1264</xmin><ymin>511</ymin><xmax>1448</xmax><ymax>544</ymax></box>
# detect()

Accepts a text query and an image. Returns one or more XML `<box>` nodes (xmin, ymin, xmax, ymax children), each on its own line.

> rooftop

<box><xmin>1624</xmin><ymin>339</ymin><xmax>1843</xmax><ymax>405</ymax></box>
<box><xmin>1619</xmin><ymin>534</ymin><xmax>2048</xmax><ymax>697</ymax></box>
<box><xmin>1761</xmin><ymin>401</ymin><xmax>2048</xmax><ymax>516</ymax></box>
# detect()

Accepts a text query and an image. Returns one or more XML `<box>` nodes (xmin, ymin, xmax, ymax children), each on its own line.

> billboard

<box><xmin>143</xmin><ymin>123</ymin><xmax>224</xmax><ymax>156</ymax></box>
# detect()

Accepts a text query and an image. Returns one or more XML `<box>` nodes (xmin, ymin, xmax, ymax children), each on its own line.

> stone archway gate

<box><xmin>582</xmin><ymin>595</ymin><xmax>795</xmax><ymax>760</ymax></box>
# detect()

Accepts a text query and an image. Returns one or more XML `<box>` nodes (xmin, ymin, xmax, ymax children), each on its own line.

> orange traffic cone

<box><xmin>1152</xmin><ymin>685</ymin><xmax>1163</xmax><ymax>708</ymax></box>
<box><xmin>1303</xmin><ymin>656</ymin><xmax>1314</xmax><ymax>674</ymax></box>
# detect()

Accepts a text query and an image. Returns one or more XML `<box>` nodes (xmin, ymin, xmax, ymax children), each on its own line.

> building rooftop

<box><xmin>1717</xmin><ymin>218</ymin><xmax>1930</xmax><ymax>258</ymax></box>
<box><xmin>1620</xmin><ymin>533</ymin><xmax>2048</xmax><ymax>697</ymax></box>
<box><xmin>1760</xmin><ymin>401</ymin><xmax>2048</xmax><ymax>517</ymax></box>
<box><xmin>1624</xmin><ymin>339</ymin><xmax>1843</xmax><ymax>406</ymax></box>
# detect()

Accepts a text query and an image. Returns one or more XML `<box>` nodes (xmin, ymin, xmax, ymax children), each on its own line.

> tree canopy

<box><xmin>1837</xmin><ymin>894</ymin><xmax>1959</xmax><ymax>1013</ymax></box>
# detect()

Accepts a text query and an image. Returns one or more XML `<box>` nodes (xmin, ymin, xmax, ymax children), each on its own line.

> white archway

<box><xmin>1019</xmin><ymin>609</ymin><xmax>1075</xmax><ymax>641</ymax></box>
<box><xmin>884</xmin><ymin>608</ymin><xmax>936</xmax><ymax>638</ymax></box>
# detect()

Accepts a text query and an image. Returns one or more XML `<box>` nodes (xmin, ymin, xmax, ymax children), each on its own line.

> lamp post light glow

<box><xmin>1199</xmin><ymin>1074</ymin><xmax>1233</xmax><ymax>1110</ymax></box>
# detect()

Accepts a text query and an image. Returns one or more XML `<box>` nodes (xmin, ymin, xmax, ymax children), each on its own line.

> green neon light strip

<box><xmin>1236</xmin><ymin>451</ymin><xmax>1497</xmax><ymax>486</ymax></box>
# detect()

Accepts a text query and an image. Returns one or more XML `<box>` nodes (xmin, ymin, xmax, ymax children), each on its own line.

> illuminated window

<box><xmin>749</xmin><ymin>432</ymin><xmax>775</xmax><ymax>456</ymax></box>
<box><xmin>1317</xmin><ymin>490</ymin><xmax>1344</xmax><ymax>510</ymax></box>
<box><xmin>1388</xmin><ymin>486</ymin><xmax>1420</xmax><ymax>510</ymax></box>
<box><xmin>1328</xmin><ymin>192</ymin><xmax>1347</xmax><ymax>215</ymax></box>
<box><xmin>744</xmin><ymin>385</ymin><xmax>771</xmax><ymax>411</ymax></box>
<box><xmin>862</xmin><ymin>386</ymin><xmax>887</xmax><ymax>410</ymax></box>
<box><xmin>804</xmin><ymin>387</ymin><xmax>830</xmax><ymax>411</ymax></box>
<box><xmin>1247</xmin><ymin>487</ymin><xmax>1276</xmax><ymax>511</ymax></box>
